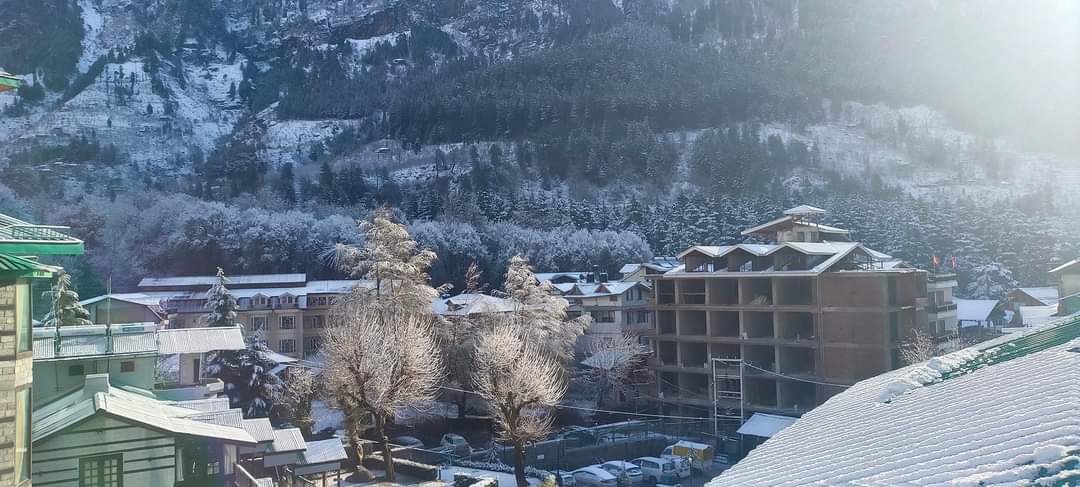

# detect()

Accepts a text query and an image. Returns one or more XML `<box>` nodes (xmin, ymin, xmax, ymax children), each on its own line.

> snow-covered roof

<box><xmin>157</xmin><ymin>326</ymin><xmax>245</xmax><ymax>354</ymax></box>
<box><xmin>139</xmin><ymin>273</ymin><xmax>307</xmax><ymax>288</ymax></box>
<box><xmin>1018</xmin><ymin>305</ymin><xmax>1060</xmax><ymax>327</ymax></box>
<box><xmin>955</xmin><ymin>299</ymin><xmax>999</xmax><ymax>323</ymax></box>
<box><xmin>243</xmin><ymin>418</ymin><xmax>276</xmax><ymax>444</ymax></box>
<box><xmin>432</xmin><ymin>293</ymin><xmax>518</xmax><ymax>316</ymax></box>
<box><xmin>553</xmin><ymin>281</ymin><xmax>641</xmax><ymax>298</ymax></box>
<box><xmin>79</xmin><ymin>292</ymin><xmax>171</xmax><ymax>309</ymax></box>
<box><xmin>1049</xmin><ymin>258</ymin><xmax>1080</xmax><ymax>274</ymax></box>
<box><xmin>708</xmin><ymin>316</ymin><xmax>1080</xmax><ymax>486</ymax></box>
<box><xmin>782</xmin><ymin>204</ymin><xmax>827</xmax><ymax>215</ymax></box>
<box><xmin>735</xmin><ymin>413</ymin><xmax>798</xmax><ymax>439</ymax></box>
<box><xmin>1015</xmin><ymin>287</ymin><xmax>1060</xmax><ymax>306</ymax></box>
<box><xmin>740</xmin><ymin>215</ymin><xmax>850</xmax><ymax>237</ymax></box>
<box><xmin>670</xmin><ymin>242</ymin><xmax>890</xmax><ymax>277</ymax></box>
<box><xmin>157</xmin><ymin>280</ymin><xmax>374</xmax><ymax>302</ymax></box>
<box><xmin>261</xmin><ymin>349</ymin><xmax>299</xmax><ymax>365</ymax></box>
<box><xmin>33</xmin><ymin>374</ymin><xmax>256</xmax><ymax>445</ymax></box>
<box><xmin>298</xmin><ymin>438</ymin><xmax>348</xmax><ymax>465</ymax></box>
<box><xmin>535</xmin><ymin>271</ymin><xmax>588</xmax><ymax>283</ymax></box>
<box><xmin>269</xmin><ymin>428</ymin><xmax>307</xmax><ymax>453</ymax></box>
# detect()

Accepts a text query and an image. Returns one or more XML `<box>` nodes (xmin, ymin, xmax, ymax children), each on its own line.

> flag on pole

<box><xmin>932</xmin><ymin>255</ymin><xmax>941</xmax><ymax>268</ymax></box>
<box><xmin>950</xmin><ymin>256</ymin><xmax>958</xmax><ymax>270</ymax></box>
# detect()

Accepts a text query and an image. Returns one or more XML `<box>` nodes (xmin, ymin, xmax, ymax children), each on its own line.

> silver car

<box><xmin>600</xmin><ymin>461</ymin><xmax>644</xmax><ymax>487</ymax></box>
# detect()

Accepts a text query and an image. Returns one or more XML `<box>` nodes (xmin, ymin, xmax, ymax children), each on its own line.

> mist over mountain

<box><xmin>0</xmin><ymin>0</ymin><xmax>1077</xmax><ymax>295</ymax></box>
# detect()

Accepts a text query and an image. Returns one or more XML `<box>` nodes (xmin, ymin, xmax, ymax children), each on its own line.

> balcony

<box><xmin>928</xmin><ymin>302</ymin><xmax>958</xmax><ymax>313</ymax></box>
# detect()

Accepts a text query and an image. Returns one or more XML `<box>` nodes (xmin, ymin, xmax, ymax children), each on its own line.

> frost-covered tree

<box><xmin>277</xmin><ymin>367</ymin><xmax>317</xmax><ymax>437</ymax></box>
<box><xmin>580</xmin><ymin>334</ymin><xmax>649</xmax><ymax>407</ymax></box>
<box><xmin>203</xmin><ymin>267</ymin><xmax>238</xmax><ymax>326</ymax></box>
<box><xmin>41</xmin><ymin>271</ymin><xmax>92</xmax><ymax>327</ymax></box>
<box><xmin>323</xmin><ymin>305</ymin><xmax>442</xmax><ymax>482</ymax></box>
<box><xmin>502</xmin><ymin>255</ymin><xmax>589</xmax><ymax>362</ymax></box>
<box><xmin>474</xmin><ymin>324</ymin><xmax>565</xmax><ymax>487</ymax></box>
<box><xmin>326</xmin><ymin>207</ymin><xmax>444</xmax><ymax>314</ymax></box>
<box><xmin>899</xmin><ymin>328</ymin><xmax>937</xmax><ymax>365</ymax></box>
<box><xmin>964</xmin><ymin>262</ymin><xmax>1017</xmax><ymax>300</ymax></box>
<box><xmin>206</xmin><ymin>336</ymin><xmax>280</xmax><ymax>417</ymax></box>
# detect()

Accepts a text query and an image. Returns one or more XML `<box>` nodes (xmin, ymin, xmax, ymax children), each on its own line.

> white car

<box><xmin>658</xmin><ymin>455</ymin><xmax>691</xmax><ymax>479</ymax></box>
<box><xmin>573</xmin><ymin>466</ymin><xmax>619</xmax><ymax>487</ymax></box>
<box><xmin>599</xmin><ymin>461</ymin><xmax>644</xmax><ymax>487</ymax></box>
<box><xmin>630</xmin><ymin>457</ymin><xmax>679</xmax><ymax>485</ymax></box>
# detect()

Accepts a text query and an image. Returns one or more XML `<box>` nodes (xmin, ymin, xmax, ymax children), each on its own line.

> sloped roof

<box><xmin>139</xmin><ymin>273</ymin><xmax>307</xmax><ymax>288</ymax></box>
<box><xmin>1018</xmin><ymin>305</ymin><xmax>1060</xmax><ymax>327</ymax></box>
<box><xmin>1015</xmin><ymin>287</ymin><xmax>1061</xmax><ymax>306</ymax></box>
<box><xmin>157</xmin><ymin>326</ymin><xmax>245</xmax><ymax>354</ymax></box>
<box><xmin>553</xmin><ymin>281</ymin><xmax>641</xmax><ymax>298</ymax></box>
<box><xmin>736</xmin><ymin>413</ymin><xmax>798</xmax><ymax>438</ymax></box>
<box><xmin>171</xmin><ymin>397</ymin><xmax>231</xmax><ymax>412</ymax></box>
<box><xmin>431</xmin><ymin>293</ymin><xmax>518</xmax><ymax>316</ymax></box>
<box><xmin>270</xmin><ymin>428</ymin><xmax>307</xmax><ymax>453</ymax></box>
<box><xmin>79</xmin><ymin>292</ymin><xmax>172</xmax><ymax>309</ymax></box>
<box><xmin>535</xmin><ymin>272</ymin><xmax>588</xmax><ymax>283</ymax></box>
<box><xmin>955</xmin><ymin>299</ymin><xmax>999</xmax><ymax>323</ymax></box>
<box><xmin>243</xmin><ymin>418</ymin><xmax>276</xmax><ymax>443</ymax></box>
<box><xmin>0</xmin><ymin>213</ymin><xmax>84</xmax><ymax>256</ymax></box>
<box><xmin>33</xmin><ymin>375</ymin><xmax>256</xmax><ymax>445</ymax></box>
<box><xmin>782</xmin><ymin>204</ymin><xmax>827</xmax><ymax>215</ymax></box>
<box><xmin>298</xmin><ymin>438</ymin><xmax>348</xmax><ymax>465</ymax></box>
<box><xmin>708</xmin><ymin>316</ymin><xmax>1080</xmax><ymax>486</ymax></box>
<box><xmin>0</xmin><ymin>254</ymin><xmax>63</xmax><ymax>277</ymax></box>
<box><xmin>1049</xmin><ymin>258</ymin><xmax>1080</xmax><ymax>274</ymax></box>
<box><xmin>740</xmin><ymin>215</ymin><xmax>850</xmax><ymax>237</ymax></box>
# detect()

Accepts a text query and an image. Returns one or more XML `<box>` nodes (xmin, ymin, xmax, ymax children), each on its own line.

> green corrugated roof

<box><xmin>0</xmin><ymin>213</ymin><xmax>83</xmax><ymax>256</ymax></box>
<box><xmin>0</xmin><ymin>72</ymin><xmax>19</xmax><ymax>92</ymax></box>
<box><xmin>0</xmin><ymin>254</ymin><xmax>61</xmax><ymax>278</ymax></box>
<box><xmin>940</xmin><ymin>314</ymin><xmax>1080</xmax><ymax>381</ymax></box>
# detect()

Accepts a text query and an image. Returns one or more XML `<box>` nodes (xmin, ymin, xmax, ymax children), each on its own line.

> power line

<box><xmin>438</xmin><ymin>385</ymin><xmax>713</xmax><ymax>421</ymax></box>
<box><xmin>741</xmin><ymin>362</ymin><xmax>852</xmax><ymax>387</ymax></box>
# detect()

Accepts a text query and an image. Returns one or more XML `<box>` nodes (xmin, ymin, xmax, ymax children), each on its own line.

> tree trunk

<box><xmin>376</xmin><ymin>413</ymin><xmax>395</xmax><ymax>482</ymax></box>
<box><xmin>345</xmin><ymin>412</ymin><xmax>364</xmax><ymax>468</ymax></box>
<box><xmin>513</xmin><ymin>440</ymin><xmax>528</xmax><ymax>487</ymax></box>
<box><xmin>456</xmin><ymin>391</ymin><xmax>467</xmax><ymax>419</ymax></box>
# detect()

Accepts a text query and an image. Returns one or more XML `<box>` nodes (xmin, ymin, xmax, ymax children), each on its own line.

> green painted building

<box><xmin>0</xmin><ymin>213</ymin><xmax>84</xmax><ymax>486</ymax></box>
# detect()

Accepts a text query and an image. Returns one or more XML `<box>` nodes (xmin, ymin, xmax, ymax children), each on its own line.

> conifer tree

<box><xmin>41</xmin><ymin>271</ymin><xmax>92</xmax><ymax>327</ymax></box>
<box><xmin>204</xmin><ymin>267</ymin><xmax>238</xmax><ymax>327</ymax></box>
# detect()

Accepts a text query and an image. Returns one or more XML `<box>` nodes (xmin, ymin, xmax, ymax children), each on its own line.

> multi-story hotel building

<box><xmin>649</xmin><ymin>206</ymin><xmax>930</xmax><ymax>421</ymax></box>
<box><xmin>132</xmin><ymin>274</ymin><xmax>373</xmax><ymax>358</ymax></box>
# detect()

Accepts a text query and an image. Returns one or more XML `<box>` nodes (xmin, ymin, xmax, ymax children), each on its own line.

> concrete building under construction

<box><xmin>649</xmin><ymin>206</ymin><xmax>929</xmax><ymax>422</ymax></box>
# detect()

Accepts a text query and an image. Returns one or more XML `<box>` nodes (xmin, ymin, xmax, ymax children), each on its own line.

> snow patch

<box><xmin>878</xmin><ymin>349</ymin><xmax>980</xmax><ymax>402</ymax></box>
<box><xmin>947</xmin><ymin>445</ymin><xmax>1077</xmax><ymax>487</ymax></box>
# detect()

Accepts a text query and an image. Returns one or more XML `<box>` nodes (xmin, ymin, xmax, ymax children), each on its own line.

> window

<box><xmin>80</xmin><ymin>454</ymin><xmax>122</xmax><ymax>487</ymax></box>
<box><xmin>69</xmin><ymin>364</ymin><xmax>85</xmax><ymax>376</ymax></box>
<box><xmin>120</xmin><ymin>361</ymin><xmax>135</xmax><ymax>373</ymax></box>
<box><xmin>312</xmin><ymin>315</ymin><xmax>325</xmax><ymax>328</ymax></box>
<box><xmin>252</xmin><ymin>317</ymin><xmax>266</xmax><ymax>331</ymax></box>
<box><xmin>304</xmin><ymin>336</ymin><xmax>322</xmax><ymax>355</ymax></box>
<box><xmin>280</xmin><ymin>339</ymin><xmax>296</xmax><ymax>353</ymax></box>
<box><xmin>16</xmin><ymin>283</ymin><xmax>31</xmax><ymax>353</ymax></box>
<box><xmin>280</xmin><ymin>316</ymin><xmax>296</xmax><ymax>329</ymax></box>
<box><xmin>592</xmin><ymin>310</ymin><xmax>616</xmax><ymax>323</ymax></box>
<box><xmin>609</xmin><ymin>295</ymin><xmax>618</xmax><ymax>302</ymax></box>
<box><xmin>15</xmin><ymin>389</ymin><xmax>29</xmax><ymax>482</ymax></box>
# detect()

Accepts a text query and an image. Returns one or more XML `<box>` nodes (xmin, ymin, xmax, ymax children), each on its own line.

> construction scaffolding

<box><xmin>711</xmin><ymin>357</ymin><xmax>744</xmax><ymax>438</ymax></box>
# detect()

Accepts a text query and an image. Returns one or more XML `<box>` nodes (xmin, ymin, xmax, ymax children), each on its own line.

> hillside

<box><xmin>0</xmin><ymin>0</ymin><xmax>1077</xmax><ymax>295</ymax></box>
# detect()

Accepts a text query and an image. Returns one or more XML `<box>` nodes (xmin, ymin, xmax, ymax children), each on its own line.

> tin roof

<box><xmin>33</xmin><ymin>374</ymin><xmax>256</xmax><ymax>445</ymax></box>
<box><xmin>298</xmin><ymin>438</ymin><xmax>348</xmax><ymax>465</ymax></box>
<box><xmin>157</xmin><ymin>326</ymin><xmax>245</xmax><ymax>354</ymax></box>
<box><xmin>269</xmin><ymin>428</ymin><xmax>307</xmax><ymax>453</ymax></box>
<box><xmin>0</xmin><ymin>213</ymin><xmax>84</xmax><ymax>256</ymax></box>
<box><xmin>33</xmin><ymin>325</ymin><xmax>245</xmax><ymax>360</ymax></box>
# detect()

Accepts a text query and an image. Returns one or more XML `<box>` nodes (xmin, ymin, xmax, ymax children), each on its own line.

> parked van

<box><xmin>662</xmin><ymin>440</ymin><xmax>714</xmax><ymax>471</ymax></box>
<box><xmin>630</xmin><ymin>457</ymin><xmax>678</xmax><ymax>485</ymax></box>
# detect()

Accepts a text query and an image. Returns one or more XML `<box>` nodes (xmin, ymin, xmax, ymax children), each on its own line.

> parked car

<box><xmin>558</xmin><ymin>426</ymin><xmax>599</xmax><ymax>445</ymax></box>
<box><xmin>554</xmin><ymin>470</ymin><xmax>577</xmax><ymax>487</ymax></box>
<box><xmin>572</xmin><ymin>466</ymin><xmax>619</xmax><ymax>487</ymax></box>
<box><xmin>630</xmin><ymin>457</ymin><xmax>678</xmax><ymax>485</ymax></box>
<box><xmin>389</xmin><ymin>436</ymin><xmax>425</xmax><ymax>449</ymax></box>
<box><xmin>599</xmin><ymin>460</ymin><xmax>644</xmax><ymax>487</ymax></box>
<box><xmin>658</xmin><ymin>454</ymin><xmax>691</xmax><ymax>479</ymax></box>
<box><xmin>439</xmin><ymin>433</ymin><xmax>471</xmax><ymax>456</ymax></box>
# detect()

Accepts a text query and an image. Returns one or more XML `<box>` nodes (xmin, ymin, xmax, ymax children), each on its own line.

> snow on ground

<box><xmin>312</xmin><ymin>399</ymin><xmax>346</xmax><ymax>432</ymax></box>
<box><xmin>77</xmin><ymin>0</ymin><xmax>106</xmax><ymax>71</ymax></box>
<box><xmin>440</xmin><ymin>466</ymin><xmax>539</xmax><ymax>486</ymax></box>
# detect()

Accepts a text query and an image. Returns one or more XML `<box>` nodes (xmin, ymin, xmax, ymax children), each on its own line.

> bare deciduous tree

<box><xmin>580</xmin><ymin>333</ymin><xmax>649</xmax><ymax>407</ymax></box>
<box><xmin>474</xmin><ymin>324</ymin><xmax>566</xmax><ymax>487</ymax></box>
<box><xmin>323</xmin><ymin>306</ymin><xmax>442</xmax><ymax>482</ymax></box>
<box><xmin>900</xmin><ymin>328</ymin><xmax>937</xmax><ymax>365</ymax></box>
<box><xmin>278</xmin><ymin>367</ymin><xmax>317</xmax><ymax>438</ymax></box>
<box><xmin>501</xmin><ymin>255</ymin><xmax>589</xmax><ymax>362</ymax></box>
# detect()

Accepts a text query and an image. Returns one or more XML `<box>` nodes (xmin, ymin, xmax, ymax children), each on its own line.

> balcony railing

<box><xmin>929</xmin><ymin>302</ymin><xmax>958</xmax><ymax>313</ymax></box>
